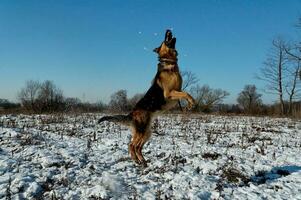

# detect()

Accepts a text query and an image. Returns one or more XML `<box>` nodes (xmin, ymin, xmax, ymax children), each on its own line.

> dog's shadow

<box><xmin>250</xmin><ymin>165</ymin><xmax>301</xmax><ymax>185</ymax></box>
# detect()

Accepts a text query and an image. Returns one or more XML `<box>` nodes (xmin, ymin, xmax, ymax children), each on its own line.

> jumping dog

<box><xmin>98</xmin><ymin>30</ymin><xmax>195</xmax><ymax>166</ymax></box>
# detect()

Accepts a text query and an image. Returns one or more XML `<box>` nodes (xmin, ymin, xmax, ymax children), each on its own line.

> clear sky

<box><xmin>0</xmin><ymin>0</ymin><xmax>300</xmax><ymax>104</ymax></box>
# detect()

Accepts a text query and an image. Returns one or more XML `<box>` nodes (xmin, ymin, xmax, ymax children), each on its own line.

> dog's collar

<box><xmin>159</xmin><ymin>57</ymin><xmax>178</xmax><ymax>65</ymax></box>
<box><xmin>158</xmin><ymin>61</ymin><xmax>179</xmax><ymax>73</ymax></box>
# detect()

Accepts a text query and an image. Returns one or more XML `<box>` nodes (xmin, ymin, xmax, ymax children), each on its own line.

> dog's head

<box><xmin>153</xmin><ymin>30</ymin><xmax>178</xmax><ymax>61</ymax></box>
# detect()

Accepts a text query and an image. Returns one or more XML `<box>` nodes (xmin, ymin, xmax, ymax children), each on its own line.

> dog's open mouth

<box><xmin>164</xmin><ymin>29</ymin><xmax>176</xmax><ymax>49</ymax></box>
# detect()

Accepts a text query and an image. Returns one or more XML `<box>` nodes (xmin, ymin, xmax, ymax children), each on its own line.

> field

<box><xmin>0</xmin><ymin>113</ymin><xmax>301</xmax><ymax>199</ymax></box>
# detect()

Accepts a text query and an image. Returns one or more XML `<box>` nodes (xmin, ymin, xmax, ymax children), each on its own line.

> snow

<box><xmin>0</xmin><ymin>113</ymin><xmax>300</xmax><ymax>199</ymax></box>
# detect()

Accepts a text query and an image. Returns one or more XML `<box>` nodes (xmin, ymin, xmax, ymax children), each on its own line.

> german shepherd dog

<box><xmin>98</xmin><ymin>30</ymin><xmax>195</xmax><ymax>166</ymax></box>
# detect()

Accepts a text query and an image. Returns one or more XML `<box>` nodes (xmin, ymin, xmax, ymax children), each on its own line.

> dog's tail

<box><xmin>98</xmin><ymin>114</ymin><xmax>132</xmax><ymax>126</ymax></box>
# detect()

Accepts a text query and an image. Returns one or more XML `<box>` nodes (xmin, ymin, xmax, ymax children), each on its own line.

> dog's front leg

<box><xmin>165</xmin><ymin>90</ymin><xmax>195</xmax><ymax>109</ymax></box>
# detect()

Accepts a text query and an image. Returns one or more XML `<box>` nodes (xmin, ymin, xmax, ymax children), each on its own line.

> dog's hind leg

<box><xmin>129</xmin><ymin>128</ymin><xmax>151</xmax><ymax>167</ymax></box>
<box><xmin>129</xmin><ymin>110</ymin><xmax>152</xmax><ymax>166</ymax></box>
<box><xmin>135</xmin><ymin>130</ymin><xmax>151</xmax><ymax>167</ymax></box>
<box><xmin>129</xmin><ymin>129</ymin><xmax>141</xmax><ymax>164</ymax></box>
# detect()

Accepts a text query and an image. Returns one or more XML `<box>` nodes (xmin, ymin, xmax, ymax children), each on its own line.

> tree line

<box><xmin>0</xmin><ymin>71</ymin><xmax>299</xmax><ymax>117</ymax></box>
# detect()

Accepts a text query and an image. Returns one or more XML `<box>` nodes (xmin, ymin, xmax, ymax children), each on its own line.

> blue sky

<box><xmin>0</xmin><ymin>0</ymin><xmax>300</xmax><ymax>104</ymax></box>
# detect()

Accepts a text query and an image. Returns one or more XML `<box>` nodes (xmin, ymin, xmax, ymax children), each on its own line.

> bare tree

<box><xmin>181</xmin><ymin>70</ymin><xmax>199</xmax><ymax>91</ymax></box>
<box><xmin>190</xmin><ymin>84</ymin><xmax>229</xmax><ymax>112</ymax></box>
<box><xmin>284</xmin><ymin>42</ymin><xmax>301</xmax><ymax>82</ymax></box>
<box><xmin>18</xmin><ymin>80</ymin><xmax>64</xmax><ymax>113</ymax></box>
<box><xmin>277</xmin><ymin>17</ymin><xmax>301</xmax><ymax>115</ymax></box>
<box><xmin>177</xmin><ymin>70</ymin><xmax>199</xmax><ymax>110</ymax></box>
<box><xmin>285</xmin><ymin>58</ymin><xmax>301</xmax><ymax>114</ymax></box>
<box><xmin>109</xmin><ymin>89</ymin><xmax>129</xmax><ymax>112</ymax></box>
<box><xmin>18</xmin><ymin>80</ymin><xmax>41</xmax><ymax>112</ymax></box>
<box><xmin>257</xmin><ymin>38</ymin><xmax>288</xmax><ymax>115</ymax></box>
<box><xmin>38</xmin><ymin>80</ymin><xmax>64</xmax><ymax>112</ymax></box>
<box><xmin>237</xmin><ymin>85</ymin><xmax>262</xmax><ymax>114</ymax></box>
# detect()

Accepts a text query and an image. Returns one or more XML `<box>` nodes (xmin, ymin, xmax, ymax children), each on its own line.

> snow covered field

<box><xmin>0</xmin><ymin>113</ymin><xmax>300</xmax><ymax>199</ymax></box>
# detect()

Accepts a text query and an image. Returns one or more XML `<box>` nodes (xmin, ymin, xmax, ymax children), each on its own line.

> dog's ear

<box><xmin>165</xmin><ymin>29</ymin><xmax>173</xmax><ymax>42</ymax></box>
<box><xmin>153</xmin><ymin>46</ymin><xmax>160</xmax><ymax>53</ymax></box>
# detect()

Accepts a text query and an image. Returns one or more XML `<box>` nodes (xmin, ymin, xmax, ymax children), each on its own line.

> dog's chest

<box><xmin>159</xmin><ymin>72</ymin><xmax>182</xmax><ymax>90</ymax></box>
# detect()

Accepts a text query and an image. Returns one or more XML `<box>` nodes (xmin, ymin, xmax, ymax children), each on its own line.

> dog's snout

<box><xmin>153</xmin><ymin>47</ymin><xmax>160</xmax><ymax>53</ymax></box>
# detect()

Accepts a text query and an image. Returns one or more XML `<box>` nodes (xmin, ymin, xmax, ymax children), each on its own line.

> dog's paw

<box><xmin>184</xmin><ymin>104</ymin><xmax>193</xmax><ymax>112</ymax></box>
<box><xmin>188</xmin><ymin>98</ymin><xmax>196</xmax><ymax>110</ymax></box>
<box><xmin>186</xmin><ymin>100</ymin><xmax>195</xmax><ymax>110</ymax></box>
<box><xmin>141</xmin><ymin>161</ymin><xmax>148</xmax><ymax>168</ymax></box>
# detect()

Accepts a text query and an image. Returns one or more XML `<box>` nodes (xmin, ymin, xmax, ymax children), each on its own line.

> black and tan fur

<box><xmin>98</xmin><ymin>30</ymin><xmax>195</xmax><ymax>166</ymax></box>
